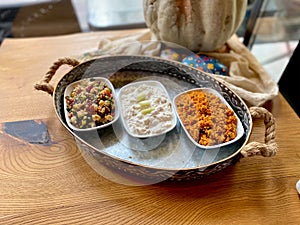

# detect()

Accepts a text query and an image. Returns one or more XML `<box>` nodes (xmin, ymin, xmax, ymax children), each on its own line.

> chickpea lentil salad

<box><xmin>65</xmin><ymin>78</ymin><xmax>117</xmax><ymax>130</ymax></box>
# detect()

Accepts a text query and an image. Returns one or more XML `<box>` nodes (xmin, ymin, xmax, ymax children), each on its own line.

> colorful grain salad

<box><xmin>119</xmin><ymin>81</ymin><xmax>176</xmax><ymax>137</ymax></box>
<box><xmin>175</xmin><ymin>89</ymin><xmax>237</xmax><ymax>146</ymax></box>
<box><xmin>65</xmin><ymin>78</ymin><xmax>116</xmax><ymax>129</ymax></box>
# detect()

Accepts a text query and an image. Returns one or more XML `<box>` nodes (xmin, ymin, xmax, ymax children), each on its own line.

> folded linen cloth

<box><xmin>77</xmin><ymin>29</ymin><xmax>278</xmax><ymax>106</ymax></box>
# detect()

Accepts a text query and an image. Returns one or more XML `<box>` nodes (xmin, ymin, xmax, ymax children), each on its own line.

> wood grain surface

<box><xmin>0</xmin><ymin>29</ymin><xmax>300</xmax><ymax>225</ymax></box>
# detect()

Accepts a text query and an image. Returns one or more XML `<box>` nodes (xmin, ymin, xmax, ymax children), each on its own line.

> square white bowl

<box><xmin>64</xmin><ymin>77</ymin><xmax>119</xmax><ymax>132</ymax></box>
<box><xmin>173</xmin><ymin>88</ymin><xmax>244</xmax><ymax>149</ymax></box>
<box><xmin>118</xmin><ymin>80</ymin><xmax>177</xmax><ymax>139</ymax></box>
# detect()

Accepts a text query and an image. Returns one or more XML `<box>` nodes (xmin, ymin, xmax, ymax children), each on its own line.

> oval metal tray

<box><xmin>53</xmin><ymin>55</ymin><xmax>252</xmax><ymax>182</ymax></box>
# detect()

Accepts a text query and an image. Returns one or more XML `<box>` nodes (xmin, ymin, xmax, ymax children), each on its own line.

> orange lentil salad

<box><xmin>65</xmin><ymin>79</ymin><xmax>115</xmax><ymax>129</ymax></box>
<box><xmin>175</xmin><ymin>90</ymin><xmax>237</xmax><ymax>146</ymax></box>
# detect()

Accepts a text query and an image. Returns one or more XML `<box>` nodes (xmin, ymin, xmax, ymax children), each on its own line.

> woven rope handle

<box><xmin>241</xmin><ymin>106</ymin><xmax>277</xmax><ymax>157</ymax></box>
<box><xmin>34</xmin><ymin>57</ymin><xmax>80</xmax><ymax>95</ymax></box>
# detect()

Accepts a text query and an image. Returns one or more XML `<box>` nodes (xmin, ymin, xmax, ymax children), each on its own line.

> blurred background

<box><xmin>0</xmin><ymin>0</ymin><xmax>299</xmax><ymax>83</ymax></box>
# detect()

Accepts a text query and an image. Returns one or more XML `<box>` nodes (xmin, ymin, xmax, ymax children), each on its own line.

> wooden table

<box><xmin>0</xmin><ymin>29</ymin><xmax>300</xmax><ymax>224</ymax></box>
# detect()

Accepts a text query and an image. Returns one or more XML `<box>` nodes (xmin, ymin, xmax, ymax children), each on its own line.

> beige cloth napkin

<box><xmin>77</xmin><ymin>29</ymin><xmax>278</xmax><ymax>106</ymax></box>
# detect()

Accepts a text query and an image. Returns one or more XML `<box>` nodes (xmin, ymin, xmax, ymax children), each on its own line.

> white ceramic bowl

<box><xmin>64</xmin><ymin>77</ymin><xmax>119</xmax><ymax>132</ymax></box>
<box><xmin>173</xmin><ymin>88</ymin><xmax>244</xmax><ymax>149</ymax></box>
<box><xmin>118</xmin><ymin>80</ymin><xmax>177</xmax><ymax>139</ymax></box>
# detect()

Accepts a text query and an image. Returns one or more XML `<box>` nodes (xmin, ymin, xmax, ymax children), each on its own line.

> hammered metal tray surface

<box><xmin>53</xmin><ymin>56</ymin><xmax>252</xmax><ymax>178</ymax></box>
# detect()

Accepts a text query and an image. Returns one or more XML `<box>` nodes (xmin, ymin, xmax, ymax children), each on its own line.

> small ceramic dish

<box><xmin>64</xmin><ymin>77</ymin><xmax>119</xmax><ymax>131</ymax></box>
<box><xmin>173</xmin><ymin>88</ymin><xmax>244</xmax><ymax>149</ymax></box>
<box><xmin>118</xmin><ymin>80</ymin><xmax>177</xmax><ymax>139</ymax></box>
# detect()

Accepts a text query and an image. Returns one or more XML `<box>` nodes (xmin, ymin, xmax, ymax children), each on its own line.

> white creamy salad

<box><xmin>119</xmin><ymin>82</ymin><xmax>175</xmax><ymax>136</ymax></box>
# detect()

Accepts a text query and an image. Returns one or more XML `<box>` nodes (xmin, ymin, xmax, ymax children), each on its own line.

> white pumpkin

<box><xmin>143</xmin><ymin>0</ymin><xmax>247</xmax><ymax>51</ymax></box>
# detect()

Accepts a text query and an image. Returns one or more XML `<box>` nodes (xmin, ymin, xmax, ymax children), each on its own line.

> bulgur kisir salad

<box><xmin>175</xmin><ymin>90</ymin><xmax>237</xmax><ymax>146</ymax></box>
<box><xmin>65</xmin><ymin>78</ymin><xmax>115</xmax><ymax>129</ymax></box>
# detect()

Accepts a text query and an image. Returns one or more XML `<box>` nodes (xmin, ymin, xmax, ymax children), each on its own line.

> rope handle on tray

<box><xmin>34</xmin><ymin>57</ymin><xmax>80</xmax><ymax>95</ymax></box>
<box><xmin>241</xmin><ymin>106</ymin><xmax>277</xmax><ymax>157</ymax></box>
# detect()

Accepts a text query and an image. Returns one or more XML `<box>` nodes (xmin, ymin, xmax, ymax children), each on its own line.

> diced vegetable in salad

<box><xmin>65</xmin><ymin>79</ymin><xmax>115</xmax><ymax>129</ymax></box>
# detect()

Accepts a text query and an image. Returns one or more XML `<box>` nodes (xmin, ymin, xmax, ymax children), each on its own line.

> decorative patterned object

<box><xmin>182</xmin><ymin>54</ymin><xmax>229</xmax><ymax>75</ymax></box>
<box><xmin>160</xmin><ymin>48</ymin><xmax>181</xmax><ymax>61</ymax></box>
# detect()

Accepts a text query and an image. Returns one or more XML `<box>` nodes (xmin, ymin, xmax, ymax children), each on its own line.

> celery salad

<box><xmin>119</xmin><ymin>82</ymin><xmax>174</xmax><ymax>136</ymax></box>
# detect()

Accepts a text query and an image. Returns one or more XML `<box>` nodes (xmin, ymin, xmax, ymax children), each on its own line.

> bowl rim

<box><xmin>173</xmin><ymin>87</ymin><xmax>245</xmax><ymax>150</ymax></box>
<box><xmin>118</xmin><ymin>80</ymin><xmax>177</xmax><ymax>139</ymax></box>
<box><xmin>63</xmin><ymin>77</ymin><xmax>120</xmax><ymax>132</ymax></box>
